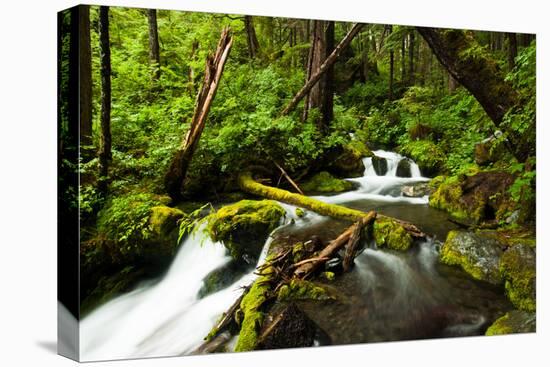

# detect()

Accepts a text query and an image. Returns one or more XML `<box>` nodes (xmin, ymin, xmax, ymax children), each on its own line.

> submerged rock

<box><xmin>198</xmin><ymin>261</ymin><xmax>250</xmax><ymax>299</ymax></box>
<box><xmin>371</xmin><ymin>156</ymin><xmax>388</xmax><ymax>176</ymax></box>
<box><xmin>499</xmin><ymin>244</ymin><xmax>536</xmax><ymax>311</ymax></box>
<box><xmin>206</xmin><ymin>200</ymin><xmax>285</xmax><ymax>263</ymax></box>
<box><xmin>401</xmin><ymin>182</ymin><xmax>432</xmax><ymax>197</ymax></box>
<box><xmin>439</xmin><ymin>230</ymin><xmax>504</xmax><ymax>285</ymax></box>
<box><xmin>485</xmin><ymin>310</ymin><xmax>536</xmax><ymax>335</ymax></box>
<box><xmin>396</xmin><ymin>158</ymin><xmax>412</xmax><ymax>177</ymax></box>
<box><xmin>373</xmin><ymin>217</ymin><xmax>413</xmax><ymax>251</ymax></box>
<box><xmin>301</xmin><ymin>171</ymin><xmax>355</xmax><ymax>194</ymax></box>
<box><xmin>257</xmin><ymin>303</ymin><xmax>317</xmax><ymax>350</ymax></box>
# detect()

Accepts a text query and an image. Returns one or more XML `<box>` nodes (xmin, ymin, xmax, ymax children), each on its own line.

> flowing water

<box><xmin>80</xmin><ymin>150</ymin><xmax>512</xmax><ymax>361</ymax></box>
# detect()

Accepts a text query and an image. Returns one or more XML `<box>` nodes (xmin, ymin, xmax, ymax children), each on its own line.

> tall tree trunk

<box><xmin>244</xmin><ymin>15</ymin><xmax>260</xmax><ymax>59</ymax></box>
<box><xmin>408</xmin><ymin>30</ymin><xmax>415</xmax><ymax>83</ymax></box>
<box><xmin>148</xmin><ymin>9</ymin><xmax>161</xmax><ymax>80</ymax></box>
<box><xmin>507</xmin><ymin>32</ymin><xmax>517</xmax><ymax>71</ymax></box>
<box><xmin>98</xmin><ymin>6</ymin><xmax>112</xmax><ymax>186</ymax></box>
<box><xmin>302</xmin><ymin>20</ymin><xmax>334</xmax><ymax>132</ymax></box>
<box><xmin>447</xmin><ymin>72</ymin><xmax>458</xmax><ymax>93</ymax></box>
<box><xmin>165</xmin><ymin>28</ymin><xmax>233</xmax><ymax>200</ymax></box>
<box><xmin>284</xmin><ymin>23</ymin><xmax>362</xmax><ymax>121</ymax></box>
<box><xmin>417</xmin><ymin>27</ymin><xmax>533</xmax><ymax>162</ymax></box>
<box><xmin>401</xmin><ymin>34</ymin><xmax>406</xmax><ymax>82</ymax></box>
<box><xmin>388</xmin><ymin>25</ymin><xmax>394</xmax><ymax>100</ymax></box>
<box><xmin>79</xmin><ymin>5</ymin><xmax>93</xmax><ymax>160</ymax></box>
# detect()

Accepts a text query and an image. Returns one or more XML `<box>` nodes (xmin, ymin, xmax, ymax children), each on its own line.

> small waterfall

<box><xmin>80</xmin><ymin>225</ymin><xmax>277</xmax><ymax>361</ymax></box>
<box><xmin>363</xmin><ymin>150</ymin><xmax>422</xmax><ymax>178</ymax></box>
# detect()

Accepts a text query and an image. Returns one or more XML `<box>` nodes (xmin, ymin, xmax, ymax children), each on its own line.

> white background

<box><xmin>0</xmin><ymin>0</ymin><xmax>547</xmax><ymax>366</ymax></box>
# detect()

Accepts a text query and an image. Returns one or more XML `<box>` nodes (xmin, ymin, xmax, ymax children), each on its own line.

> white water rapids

<box><xmin>80</xmin><ymin>150</ymin><xmax>430</xmax><ymax>361</ymax></box>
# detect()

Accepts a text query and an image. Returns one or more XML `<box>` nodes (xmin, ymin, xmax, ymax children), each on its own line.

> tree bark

<box><xmin>401</xmin><ymin>34</ymin><xmax>406</xmax><ymax>82</ymax></box>
<box><xmin>416</xmin><ymin>27</ymin><xmax>532</xmax><ymax>162</ymax></box>
<box><xmin>408</xmin><ymin>30</ymin><xmax>415</xmax><ymax>84</ymax></box>
<box><xmin>188</xmin><ymin>40</ymin><xmax>199</xmax><ymax>95</ymax></box>
<box><xmin>148</xmin><ymin>9</ymin><xmax>161</xmax><ymax>80</ymax></box>
<box><xmin>164</xmin><ymin>28</ymin><xmax>233</xmax><ymax>200</ymax></box>
<box><xmin>506</xmin><ymin>32</ymin><xmax>517</xmax><ymax>71</ymax></box>
<box><xmin>388</xmin><ymin>25</ymin><xmax>394</xmax><ymax>100</ymax></box>
<box><xmin>244</xmin><ymin>15</ymin><xmax>260</xmax><ymax>59</ymax></box>
<box><xmin>79</xmin><ymin>5</ymin><xmax>93</xmax><ymax>160</ymax></box>
<box><xmin>98</xmin><ymin>6</ymin><xmax>112</xmax><ymax>186</ymax></box>
<box><xmin>281</xmin><ymin>23</ymin><xmax>363</xmax><ymax>118</ymax></box>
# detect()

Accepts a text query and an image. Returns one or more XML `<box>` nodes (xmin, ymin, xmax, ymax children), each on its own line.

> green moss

<box><xmin>485</xmin><ymin>311</ymin><xmax>536</xmax><ymax>336</ymax></box>
<box><xmin>428</xmin><ymin>176</ymin><xmax>470</xmax><ymax>222</ymax></box>
<box><xmin>373</xmin><ymin>217</ymin><xmax>413</xmax><ymax>251</ymax></box>
<box><xmin>320</xmin><ymin>271</ymin><xmax>335</xmax><ymax>281</ymax></box>
<box><xmin>149</xmin><ymin>206</ymin><xmax>185</xmax><ymax>237</ymax></box>
<box><xmin>499</xmin><ymin>244</ymin><xmax>536</xmax><ymax>311</ymax></box>
<box><xmin>234</xmin><ymin>266</ymin><xmax>274</xmax><ymax>352</ymax></box>
<box><xmin>292</xmin><ymin>242</ymin><xmax>307</xmax><ymax>263</ymax></box>
<box><xmin>295</xmin><ymin>208</ymin><xmax>305</xmax><ymax>217</ymax></box>
<box><xmin>347</xmin><ymin>140</ymin><xmax>374</xmax><ymax>158</ymax></box>
<box><xmin>239</xmin><ymin>172</ymin><xmax>372</xmax><ymax>223</ymax></box>
<box><xmin>301</xmin><ymin>171</ymin><xmax>354</xmax><ymax>194</ymax></box>
<box><xmin>277</xmin><ymin>279</ymin><xmax>332</xmax><ymax>302</ymax></box>
<box><xmin>206</xmin><ymin>200</ymin><xmax>286</xmax><ymax>261</ymax></box>
<box><xmin>439</xmin><ymin>230</ymin><xmax>503</xmax><ymax>285</ymax></box>
<box><xmin>399</xmin><ymin>140</ymin><xmax>445</xmax><ymax>176</ymax></box>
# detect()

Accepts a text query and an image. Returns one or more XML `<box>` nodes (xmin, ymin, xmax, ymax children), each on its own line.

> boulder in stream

<box><xmin>499</xmin><ymin>244</ymin><xmax>536</xmax><ymax>311</ymax></box>
<box><xmin>371</xmin><ymin>155</ymin><xmax>388</xmax><ymax>176</ymax></box>
<box><xmin>301</xmin><ymin>171</ymin><xmax>355</xmax><ymax>194</ymax></box>
<box><xmin>257</xmin><ymin>303</ymin><xmax>317</xmax><ymax>350</ymax></box>
<box><xmin>373</xmin><ymin>217</ymin><xmax>413</xmax><ymax>251</ymax></box>
<box><xmin>401</xmin><ymin>182</ymin><xmax>432</xmax><ymax>197</ymax></box>
<box><xmin>485</xmin><ymin>310</ymin><xmax>536</xmax><ymax>335</ymax></box>
<box><xmin>206</xmin><ymin>200</ymin><xmax>286</xmax><ymax>264</ymax></box>
<box><xmin>439</xmin><ymin>230</ymin><xmax>504</xmax><ymax>285</ymax></box>
<box><xmin>396</xmin><ymin>158</ymin><xmax>412</xmax><ymax>177</ymax></box>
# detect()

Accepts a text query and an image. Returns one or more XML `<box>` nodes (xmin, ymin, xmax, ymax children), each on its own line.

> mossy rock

<box><xmin>429</xmin><ymin>171</ymin><xmax>515</xmax><ymax>226</ymax></box>
<box><xmin>485</xmin><ymin>310</ymin><xmax>536</xmax><ymax>336</ymax></box>
<box><xmin>439</xmin><ymin>230</ymin><xmax>504</xmax><ymax>285</ymax></box>
<box><xmin>206</xmin><ymin>200</ymin><xmax>286</xmax><ymax>263</ymax></box>
<box><xmin>277</xmin><ymin>279</ymin><xmax>332</xmax><ymax>302</ymax></box>
<box><xmin>399</xmin><ymin>140</ymin><xmax>445</xmax><ymax>177</ymax></box>
<box><xmin>499</xmin><ymin>244</ymin><xmax>536</xmax><ymax>311</ymax></box>
<box><xmin>373</xmin><ymin>217</ymin><xmax>413</xmax><ymax>251</ymax></box>
<box><xmin>301</xmin><ymin>171</ymin><xmax>354</xmax><ymax>194</ymax></box>
<box><xmin>324</xmin><ymin>143</ymin><xmax>369</xmax><ymax>178</ymax></box>
<box><xmin>371</xmin><ymin>156</ymin><xmax>388</xmax><ymax>176</ymax></box>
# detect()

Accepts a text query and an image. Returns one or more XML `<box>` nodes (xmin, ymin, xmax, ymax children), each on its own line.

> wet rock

<box><xmin>439</xmin><ymin>230</ymin><xmax>504</xmax><ymax>285</ymax></box>
<box><xmin>396</xmin><ymin>158</ymin><xmax>412</xmax><ymax>177</ymax></box>
<box><xmin>429</xmin><ymin>171</ymin><xmax>515</xmax><ymax>226</ymax></box>
<box><xmin>277</xmin><ymin>279</ymin><xmax>332</xmax><ymax>302</ymax></box>
<box><xmin>198</xmin><ymin>261</ymin><xmax>250</xmax><ymax>299</ymax></box>
<box><xmin>373</xmin><ymin>217</ymin><xmax>413</xmax><ymax>251</ymax></box>
<box><xmin>323</xmin><ymin>144</ymin><xmax>368</xmax><ymax>178</ymax></box>
<box><xmin>301</xmin><ymin>171</ymin><xmax>355</xmax><ymax>194</ymax></box>
<box><xmin>485</xmin><ymin>310</ymin><xmax>536</xmax><ymax>335</ymax></box>
<box><xmin>401</xmin><ymin>182</ymin><xmax>432</xmax><ymax>197</ymax></box>
<box><xmin>206</xmin><ymin>200</ymin><xmax>286</xmax><ymax>264</ymax></box>
<box><xmin>257</xmin><ymin>303</ymin><xmax>317</xmax><ymax>349</ymax></box>
<box><xmin>372</xmin><ymin>156</ymin><xmax>388</xmax><ymax>176</ymax></box>
<box><xmin>325</xmin><ymin>257</ymin><xmax>344</xmax><ymax>274</ymax></box>
<box><xmin>499</xmin><ymin>244</ymin><xmax>536</xmax><ymax>311</ymax></box>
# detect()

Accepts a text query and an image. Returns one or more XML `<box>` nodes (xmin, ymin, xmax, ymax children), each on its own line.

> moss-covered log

<box><xmin>238</xmin><ymin>171</ymin><xmax>425</xmax><ymax>239</ymax></box>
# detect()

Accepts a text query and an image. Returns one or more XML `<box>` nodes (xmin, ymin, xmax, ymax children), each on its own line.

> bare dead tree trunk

<box><xmin>79</xmin><ymin>5</ymin><xmax>93</xmax><ymax>160</ymax></box>
<box><xmin>417</xmin><ymin>27</ymin><xmax>533</xmax><ymax>162</ymax></box>
<box><xmin>164</xmin><ymin>28</ymin><xmax>233</xmax><ymax>200</ymax></box>
<box><xmin>281</xmin><ymin>23</ymin><xmax>363</xmax><ymax>117</ymax></box>
<box><xmin>98</xmin><ymin>6</ymin><xmax>112</xmax><ymax>189</ymax></box>
<box><xmin>148</xmin><ymin>9</ymin><xmax>161</xmax><ymax>80</ymax></box>
<box><xmin>244</xmin><ymin>15</ymin><xmax>260</xmax><ymax>59</ymax></box>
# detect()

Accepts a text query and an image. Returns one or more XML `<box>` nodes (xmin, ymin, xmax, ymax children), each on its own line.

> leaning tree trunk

<box><xmin>148</xmin><ymin>9</ymin><xmax>161</xmax><ymax>80</ymax></box>
<box><xmin>244</xmin><ymin>15</ymin><xmax>260</xmax><ymax>59</ymax></box>
<box><xmin>281</xmin><ymin>23</ymin><xmax>363</xmax><ymax>118</ymax></box>
<box><xmin>98</xmin><ymin>6</ymin><xmax>112</xmax><ymax>189</ymax></box>
<box><xmin>416</xmin><ymin>27</ymin><xmax>533</xmax><ymax>162</ymax></box>
<box><xmin>164</xmin><ymin>28</ymin><xmax>233</xmax><ymax>200</ymax></box>
<box><xmin>79</xmin><ymin>5</ymin><xmax>93</xmax><ymax>160</ymax></box>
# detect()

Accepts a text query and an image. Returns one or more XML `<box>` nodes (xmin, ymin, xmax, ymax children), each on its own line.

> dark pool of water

<box><xmin>271</xmin><ymin>200</ymin><xmax>513</xmax><ymax>346</ymax></box>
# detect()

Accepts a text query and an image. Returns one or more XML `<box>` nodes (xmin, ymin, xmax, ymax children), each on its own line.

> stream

<box><xmin>80</xmin><ymin>150</ymin><xmax>512</xmax><ymax>361</ymax></box>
